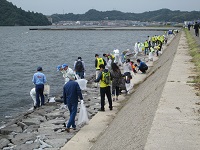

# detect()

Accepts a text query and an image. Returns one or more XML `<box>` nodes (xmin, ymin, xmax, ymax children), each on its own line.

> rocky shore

<box><xmin>0</xmin><ymin>75</ymin><xmax>103</xmax><ymax>150</ymax></box>
<box><xmin>0</xmin><ymin>34</ymin><xmax>175</xmax><ymax>150</ymax></box>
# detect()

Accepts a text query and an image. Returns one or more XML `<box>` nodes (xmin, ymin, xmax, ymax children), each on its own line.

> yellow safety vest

<box><xmin>144</xmin><ymin>41</ymin><xmax>149</xmax><ymax>48</ymax></box>
<box><xmin>96</xmin><ymin>58</ymin><xmax>104</xmax><ymax>70</ymax></box>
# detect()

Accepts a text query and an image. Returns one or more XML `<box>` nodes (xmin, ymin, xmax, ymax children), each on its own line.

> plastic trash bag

<box><xmin>49</xmin><ymin>97</ymin><xmax>55</xmax><ymax>103</ymax></box>
<box><xmin>125</xmin><ymin>83</ymin><xmax>133</xmax><ymax>93</ymax></box>
<box><xmin>148</xmin><ymin>52</ymin><xmax>153</xmax><ymax>61</ymax></box>
<box><xmin>77</xmin><ymin>102</ymin><xmax>89</xmax><ymax>125</ymax></box>
<box><xmin>75</xmin><ymin>79</ymin><xmax>88</xmax><ymax>90</ymax></box>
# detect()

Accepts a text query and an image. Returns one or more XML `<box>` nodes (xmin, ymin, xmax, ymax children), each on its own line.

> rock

<box><xmin>45</xmin><ymin>111</ymin><xmax>64</xmax><ymax>120</ymax></box>
<box><xmin>17</xmin><ymin>122</ymin><xmax>27</xmax><ymax>130</ymax></box>
<box><xmin>13</xmin><ymin>142</ymin><xmax>40</xmax><ymax>150</ymax></box>
<box><xmin>11</xmin><ymin>133</ymin><xmax>37</xmax><ymax>145</ymax></box>
<box><xmin>27</xmin><ymin>114</ymin><xmax>47</xmax><ymax>122</ymax></box>
<box><xmin>22</xmin><ymin>118</ymin><xmax>41</xmax><ymax>126</ymax></box>
<box><xmin>0</xmin><ymin>124</ymin><xmax>22</xmax><ymax>135</ymax></box>
<box><xmin>0</xmin><ymin>138</ymin><xmax>10</xmax><ymax>149</ymax></box>
<box><xmin>23</xmin><ymin>125</ymin><xmax>39</xmax><ymax>133</ymax></box>
<box><xmin>45</xmin><ymin>139</ymin><xmax>67</xmax><ymax>148</ymax></box>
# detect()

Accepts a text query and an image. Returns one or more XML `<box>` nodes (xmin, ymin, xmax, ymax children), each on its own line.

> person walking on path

<box><xmin>194</xmin><ymin>22</ymin><xmax>199</xmax><ymax>37</ymax></box>
<box><xmin>74</xmin><ymin>57</ymin><xmax>85</xmax><ymax>79</ymax></box>
<box><xmin>63</xmin><ymin>74</ymin><xmax>83</xmax><ymax>132</ymax></box>
<box><xmin>95</xmin><ymin>54</ymin><xmax>106</xmax><ymax>87</ymax></box>
<box><xmin>94</xmin><ymin>64</ymin><xmax>113</xmax><ymax>111</ymax></box>
<box><xmin>110</xmin><ymin>63</ymin><xmax>123</xmax><ymax>101</ymax></box>
<box><xmin>32</xmin><ymin>66</ymin><xmax>47</xmax><ymax>108</ymax></box>
<box><xmin>136</xmin><ymin>59</ymin><xmax>148</xmax><ymax>74</ymax></box>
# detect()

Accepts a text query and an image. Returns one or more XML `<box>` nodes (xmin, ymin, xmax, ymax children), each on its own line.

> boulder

<box><xmin>0</xmin><ymin>124</ymin><xmax>22</xmax><ymax>135</ymax></box>
<box><xmin>11</xmin><ymin>133</ymin><xmax>37</xmax><ymax>145</ymax></box>
<box><xmin>0</xmin><ymin>138</ymin><xmax>10</xmax><ymax>149</ymax></box>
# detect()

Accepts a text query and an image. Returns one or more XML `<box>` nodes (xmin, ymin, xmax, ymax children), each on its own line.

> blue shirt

<box><xmin>63</xmin><ymin>80</ymin><xmax>83</xmax><ymax>105</ymax></box>
<box><xmin>32</xmin><ymin>71</ymin><xmax>47</xmax><ymax>85</ymax></box>
<box><xmin>139</xmin><ymin>61</ymin><xmax>147</xmax><ymax>69</ymax></box>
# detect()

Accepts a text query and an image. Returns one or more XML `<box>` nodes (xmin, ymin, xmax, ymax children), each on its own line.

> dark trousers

<box><xmin>35</xmin><ymin>84</ymin><xmax>44</xmax><ymax>107</ymax></box>
<box><xmin>112</xmin><ymin>86</ymin><xmax>120</xmax><ymax>96</ymax></box>
<box><xmin>76</xmin><ymin>71</ymin><xmax>84</xmax><ymax>79</ymax></box>
<box><xmin>100</xmin><ymin>86</ymin><xmax>112</xmax><ymax>110</ymax></box>
<box><xmin>67</xmin><ymin>103</ymin><xmax>78</xmax><ymax>129</ymax></box>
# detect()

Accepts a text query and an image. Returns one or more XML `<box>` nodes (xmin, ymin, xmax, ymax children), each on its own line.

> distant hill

<box><xmin>0</xmin><ymin>0</ymin><xmax>51</xmax><ymax>26</ymax></box>
<box><xmin>51</xmin><ymin>9</ymin><xmax>200</xmax><ymax>23</ymax></box>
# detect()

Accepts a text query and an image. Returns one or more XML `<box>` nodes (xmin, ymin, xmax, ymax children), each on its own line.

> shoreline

<box><xmin>29</xmin><ymin>26</ymin><xmax>180</xmax><ymax>31</ymax></box>
<box><xmin>0</xmin><ymin>32</ymin><xmax>176</xmax><ymax>150</ymax></box>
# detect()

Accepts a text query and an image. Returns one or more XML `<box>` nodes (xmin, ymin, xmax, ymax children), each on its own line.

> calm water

<box><xmin>0</xmin><ymin>26</ymin><xmax>164</xmax><ymax>126</ymax></box>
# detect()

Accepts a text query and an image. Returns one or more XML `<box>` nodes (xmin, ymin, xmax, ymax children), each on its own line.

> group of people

<box><xmin>31</xmin><ymin>33</ymin><xmax>160</xmax><ymax>132</ymax></box>
<box><xmin>187</xmin><ymin>21</ymin><xmax>199</xmax><ymax>37</ymax></box>
<box><xmin>94</xmin><ymin>51</ymin><xmax>149</xmax><ymax>111</ymax></box>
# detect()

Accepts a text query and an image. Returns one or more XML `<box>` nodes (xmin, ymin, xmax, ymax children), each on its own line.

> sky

<box><xmin>7</xmin><ymin>0</ymin><xmax>200</xmax><ymax>15</ymax></box>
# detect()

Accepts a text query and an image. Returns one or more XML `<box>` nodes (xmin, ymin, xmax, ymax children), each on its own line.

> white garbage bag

<box><xmin>125</xmin><ymin>83</ymin><xmax>133</xmax><ymax>92</ymax></box>
<box><xmin>75</xmin><ymin>79</ymin><xmax>88</xmax><ymax>90</ymax></box>
<box><xmin>77</xmin><ymin>103</ymin><xmax>89</xmax><ymax>125</ymax></box>
<box><xmin>148</xmin><ymin>52</ymin><xmax>153</xmax><ymax>61</ymax></box>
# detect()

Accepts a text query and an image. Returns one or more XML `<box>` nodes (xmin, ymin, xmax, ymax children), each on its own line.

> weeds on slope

<box><xmin>184</xmin><ymin>29</ymin><xmax>200</xmax><ymax>95</ymax></box>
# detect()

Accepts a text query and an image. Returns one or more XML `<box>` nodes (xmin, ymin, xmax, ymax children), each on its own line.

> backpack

<box><xmin>75</xmin><ymin>61</ymin><xmax>83</xmax><ymax>72</ymax></box>
<box><xmin>102</xmin><ymin>71</ymin><xmax>111</xmax><ymax>85</ymax></box>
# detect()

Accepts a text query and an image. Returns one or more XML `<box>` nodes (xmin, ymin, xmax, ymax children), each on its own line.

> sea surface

<box><xmin>0</xmin><ymin>26</ymin><xmax>164</xmax><ymax>126</ymax></box>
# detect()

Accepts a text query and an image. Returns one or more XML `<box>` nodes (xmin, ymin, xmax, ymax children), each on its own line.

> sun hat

<box><xmin>62</xmin><ymin>64</ymin><xmax>68</xmax><ymax>69</ymax></box>
<box><xmin>57</xmin><ymin>65</ymin><xmax>61</xmax><ymax>71</ymax></box>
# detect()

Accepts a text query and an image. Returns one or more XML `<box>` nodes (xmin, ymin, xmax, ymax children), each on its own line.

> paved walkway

<box><xmin>144</xmin><ymin>31</ymin><xmax>200</xmax><ymax>150</ymax></box>
<box><xmin>61</xmin><ymin>31</ymin><xmax>200</xmax><ymax>150</ymax></box>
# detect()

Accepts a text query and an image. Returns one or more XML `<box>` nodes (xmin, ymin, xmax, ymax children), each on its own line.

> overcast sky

<box><xmin>7</xmin><ymin>0</ymin><xmax>200</xmax><ymax>15</ymax></box>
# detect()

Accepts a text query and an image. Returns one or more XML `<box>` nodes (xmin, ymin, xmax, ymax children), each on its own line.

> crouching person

<box><xmin>63</xmin><ymin>74</ymin><xmax>83</xmax><ymax>132</ymax></box>
<box><xmin>136</xmin><ymin>59</ymin><xmax>148</xmax><ymax>74</ymax></box>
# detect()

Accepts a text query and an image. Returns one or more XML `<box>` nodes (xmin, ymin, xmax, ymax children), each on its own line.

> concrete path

<box><xmin>61</xmin><ymin>31</ymin><xmax>200</xmax><ymax>150</ymax></box>
<box><xmin>144</xmin><ymin>31</ymin><xmax>200</xmax><ymax>150</ymax></box>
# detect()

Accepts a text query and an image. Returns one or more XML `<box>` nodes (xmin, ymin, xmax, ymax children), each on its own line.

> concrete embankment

<box><xmin>90</xmin><ymin>31</ymin><xmax>182</xmax><ymax>150</ymax></box>
<box><xmin>62</xmin><ymin>30</ymin><xmax>200</xmax><ymax>150</ymax></box>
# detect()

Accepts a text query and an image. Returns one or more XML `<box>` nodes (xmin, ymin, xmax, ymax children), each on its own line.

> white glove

<box><xmin>80</xmin><ymin>100</ymin><xmax>84</xmax><ymax>104</ymax></box>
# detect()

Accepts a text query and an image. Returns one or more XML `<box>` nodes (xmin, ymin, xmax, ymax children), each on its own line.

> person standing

<box><xmin>32</xmin><ymin>67</ymin><xmax>47</xmax><ymax>108</ymax></box>
<box><xmin>194</xmin><ymin>22</ymin><xmax>199</xmax><ymax>37</ymax></box>
<box><xmin>63</xmin><ymin>75</ymin><xmax>83</xmax><ymax>132</ymax></box>
<box><xmin>74</xmin><ymin>57</ymin><xmax>85</xmax><ymax>79</ymax></box>
<box><xmin>110</xmin><ymin>63</ymin><xmax>122</xmax><ymax>101</ymax></box>
<box><xmin>62</xmin><ymin>64</ymin><xmax>75</xmax><ymax>84</ymax></box>
<box><xmin>94</xmin><ymin>64</ymin><xmax>113</xmax><ymax>111</ymax></box>
<box><xmin>95</xmin><ymin>54</ymin><xmax>106</xmax><ymax>87</ymax></box>
<box><xmin>134</xmin><ymin>42</ymin><xmax>140</xmax><ymax>59</ymax></box>
<box><xmin>144</xmin><ymin>40</ymin><xmax>149</xmax><ymax>55</ymax></box>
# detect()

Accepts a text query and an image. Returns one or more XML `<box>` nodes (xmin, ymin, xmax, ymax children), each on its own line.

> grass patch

<box><xmin>184</xmin><ymin>29</ymin><xmax>200</xmax><ymax>93</ymax></box>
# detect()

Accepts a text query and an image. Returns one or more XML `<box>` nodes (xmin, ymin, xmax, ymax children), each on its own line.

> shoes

<box><xmin>73</xmin><ymin>128</ymin><xmax>76</xmax><ymax>130</ymax></box>
<box><xmin>98</xmin><ymin>108</ymin><xmax>105</xmax><ymax>112</ymax></box>
<box><xmin>113</xmin><ymin>98</ymin><xmax>115</xmax><ymax>101</ymax></box>
<box><xmin>109</xmin><ymin>107</ymin><xmax>113</xmax><ymax>110</ymax></box>
<box><xmin>33</xmin><ymin>106</ymin><xmax>37</xmax><ymax>110</ymax></box>
<box><xmin>116</xmin><ymin>97</ymin><xmax>118</xmax><ymax>101</ymax></box>
<box><xmin>65</xmin><ymin>128</ymin><xmax>70</xmax><ymax>133</ymax></box>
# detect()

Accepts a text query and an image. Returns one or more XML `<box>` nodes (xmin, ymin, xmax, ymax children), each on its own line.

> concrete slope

<box><xmin>90</xmin><ymin>34</ymin><xmax>182</xmax><ymax>150</ymax></box>
<box><xmin>144</xmin><ymin>32</ymin><xmax>200</xmax><ymax>149</ymax></box>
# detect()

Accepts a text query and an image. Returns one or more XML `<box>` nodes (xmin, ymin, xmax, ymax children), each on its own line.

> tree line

<box><xmin>1</xmin><ymin>0</ymin><xmax>200</xmax><ymax>26</ymax></box>
<box><xmin>51</xmin><ymin>9</ymin><xmax>200</xmax><ymax>23</ymax></box>
<box><xmin>0</xmin><ymin>0</ymin><xmax>51</xmax><ymax>26</ymax></box>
